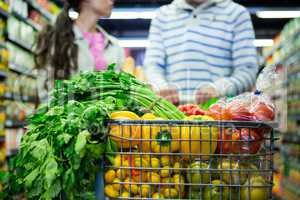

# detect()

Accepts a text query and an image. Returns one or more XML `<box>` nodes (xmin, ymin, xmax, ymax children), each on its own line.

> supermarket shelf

<box><xmin>263</xmin><ymin>42</ymin><xmax>283</xmax><ymax>63</ymax></box>
<box><xmin>25</xmin><ymin>0</ymin><xmax>55</xmax><ymax>22</ymax></box>
<box><xmin>288</xmin><ymin>114</ymin><xmax>300</xmax><ymax>121</ymax></box>
<box><xmin>11</xmin><ymin>11</ymin><xmax>42</xmax><ymax>31</ymax></box>
<box><xmin>1</xmin><ymin>93</ymin><xmax>37</xmax><ymax>103</ymax></box>
<box><xmin>7</xmin><ymin>36</ymin><xmax>33</xmax><ymax>53</ymax></box>
<box><xmin>282</xmin><ymin>178</ymin><xmax>300</xmax><ymax>198</ymax></box>
<box><xmin>283</xmin><ymin>49</ymin><xmax>300</xmax><ymax>67</ymax></box>
<box><xmin>0</xmin><ymin>136</ymin><xmax>5</xmax><ymax>142</ymax></box>
<box><xmin>8</xmin><ymin>62</ymin><xmax>36</xmax><ymax>78</ymax></box>
<box><xmin>0</xmin><ymin>70</ymin><xmax>7</xmax><ymax>78</ymax></box>
<box><xmin>263</xmin><ymin>29</ymin><xmax>300</xmax><ymax>66</ymax></box>
<box><xmin>5</xmin><ymin>120</ymin><xmax>26</xmax><ymax>129</ymax></box>
<box><xmin>0</xmin><ymin>7</ymin><xmax>8</xmax><ymax>18</ymax></box>
<box><xmin>282</xmin><ymin>133</ymin><xmax>300</xmax><ymax>144</ymax></box>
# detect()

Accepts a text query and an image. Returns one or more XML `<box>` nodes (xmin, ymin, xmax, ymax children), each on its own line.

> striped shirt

<box><xmin>144</xmin><ymin>0</ymin><xmax>258</xmax><ymax>103</ymax></box>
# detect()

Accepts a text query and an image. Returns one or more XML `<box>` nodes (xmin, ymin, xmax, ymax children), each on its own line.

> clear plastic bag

<box><xmin>208</xmin><ymin>66</ymin><xmax>277</xmax><ymax>122</ymax></box>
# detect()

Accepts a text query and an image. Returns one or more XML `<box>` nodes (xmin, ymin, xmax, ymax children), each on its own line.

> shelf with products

<box><xmin>8</xmin><ymin>62</ymin><xmax>36</xmax><ymax>78</ymax></box>
<box><xmin>288</xmin><ymin>64</ymin><xmax>300</xmax><ymax>75</ymax></box>
<box><xmin>281</xmin><ymin>141</ymin><xmax>300</xmax><ymax>200</ymax></box>
<box><xmin>282</xmin><ymin>133</ymin><xmax>300</xmax><ymax>144</ymax></box>
<box><xmin>6</xmin><ymin>14</ymin><xmax>36</xmax><ymax>53</ymax></box>
<box><xmin>6</xmin><ymin>44</ymin><xmax>36</xmax><ymax>78</ymax></box>
<box><xmin>262</xmin><ymin>17</ymin><xmax>300</xmax><ymax>200</ymax></box>
<box><xmin>262</xmin><ymin>18</ymin><xmax>300</xmax><ymax>67</ymax></box>
<box><xmin>5</xmin><ymin>120</ymin><xmax>26</xmax><ymax>129</ymax></box>
<box><xmin>282</xmin><ymin>178</ymin><xmax>300</xmax><ymax>200</ymax></box>
<box><xmin>6</xmin><ymin>128</ymin><xmax>25</xmax><ymax>156</ymax></box>
<box><xmin>7</xmin><ymin>38</ymin><xmax>33</xmax><ymax>54</ymax></box>
<box><xmin>26</xmin><ymin>0</ymin><xmax>59</xmax><ymax>23</ymax></box>
<box><xmin>0</xmin><ymin>0</ymin><xmax>40</xmax><ymax>164</ymax></box>
<box><xmin>1</xmin><ymin>92</ymin><xmax>38</xmax><ymax>103</ymax></box>
<box><xmin>10</xmin><ymin>11</ymin><xmax>41</xmax><ymax>31</ymax></box>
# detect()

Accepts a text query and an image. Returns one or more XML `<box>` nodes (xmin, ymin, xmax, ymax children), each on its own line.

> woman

<box><xmin>35</xmin><ymin>0</ymin><xmax>124</xmax><ymax>103</ymax></box>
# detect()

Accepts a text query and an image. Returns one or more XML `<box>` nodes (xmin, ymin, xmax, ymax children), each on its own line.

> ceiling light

<box><xmin>109</xmin><ymin>8</ymin><xmax>156</xmax><ymax>19</ymax></box>
<box><xmin>254</xmin><ymin>39</ymin><xmax>274</xmax><ymax>47</ymax></box>
<box><xmin>256</xmin><ymin>11</ymin><xmax>300</xmax><ymax>18</ymax></box>
<box><xmin>118</xmin><ymin>38</ymin><xmax>149</xmax><ymax>48</ymax></box>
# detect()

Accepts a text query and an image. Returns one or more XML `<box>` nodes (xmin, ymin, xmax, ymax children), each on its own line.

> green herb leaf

<box><xmin>31</xmin><ymin>139</ymin><xmax>49</xmax><ymax>160</ymax></box>
<box><xmin>63</xmin><ymin>168</ymin><xmax>75</xmax><ymax>191</ymax></box>
<box><xmin>75</xmin><ymin>130</ymin><xmax>90</xmax><ymax>155</ymax></box>
<box><xmin>44</xmin><ymin>157</ymin><xmax>58</xmax><ymax>187</ymax></box>
<box><xmin>47</xmin><ymin>179</ymin><xmax>62</xmax><ymax>198</ymax></box>
<box><xmin>57</xmin><ymin>133</ymin><xmax>73</xmax><ymax>145</ymax></box>
<box><xmin>24</xmin><ymin>167</ymin><xmax>39</xmax><ymax>187</ymax></box>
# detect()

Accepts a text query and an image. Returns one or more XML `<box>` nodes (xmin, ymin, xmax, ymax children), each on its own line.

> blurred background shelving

<box><xmin>0</xmin><ymin>0</ymin><xmax>62</xmax><ymax>173</ymax></box>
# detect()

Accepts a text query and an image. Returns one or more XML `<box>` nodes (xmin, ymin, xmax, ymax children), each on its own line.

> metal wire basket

<box><xmin>103</xmin><ymin>120</ymin><xmax>276</xmax><ymax>200</ymax></box>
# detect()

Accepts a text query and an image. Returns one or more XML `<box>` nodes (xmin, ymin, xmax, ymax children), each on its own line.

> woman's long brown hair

<box><xmin>35</xmin><ymin>0</ymin><xmax>81</xmax><ymax>80</ymax></box>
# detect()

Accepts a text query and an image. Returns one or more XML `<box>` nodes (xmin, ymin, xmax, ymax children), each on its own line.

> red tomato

<box><xmin>178</xmin><ymin>104</ymin><xmax>205</xmax><ymax>116</ymax></box>
<box><xmin>178</xmin><ymin>105</ymin><xmax>188</xmax><ymax>112</ymax></box>
<box><xmin>207</xmin><ymin>102</ymin><xmax>231</xmax><ymax>120</ymax></box>
<box><xmin>226</xmin><ymin>99</ymin><xmax>254</xmax><ymax>121</ymax></box>
<box><xmin>217</xmin><ymin>128</ymin><xmax>262</xmax><ymax>154</ymax></box>
<box><xmin>191</xmin><ymin>108</ymin><xmax>205</xmax><ymax>115</ymax></box>
<box><xmin>251</xmin><ymin>102</ymin><xmax>275</xmax><ymax>121</ymax></box>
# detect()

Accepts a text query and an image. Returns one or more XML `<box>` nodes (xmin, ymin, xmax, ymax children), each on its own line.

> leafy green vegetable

<box><xmin>1</xmin><ymin>65</ymin><xmax>184</xmax><ymax>199</ymax></box>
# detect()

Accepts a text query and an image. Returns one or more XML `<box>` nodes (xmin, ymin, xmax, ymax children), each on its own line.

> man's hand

<box><xmin>158</xmin><ymin>88</ymin><xmax>180</xmax><ymax>105</ymax></box>
<box><xmin>195</xmin><ymin>85</ymin><xmax>219</xmax><ymax>104</ymax></box>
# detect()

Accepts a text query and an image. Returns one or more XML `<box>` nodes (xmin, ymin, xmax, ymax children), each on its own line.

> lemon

<box><xmin>121</xmin><ymin>191</ymin><xmax>130</xmax><ymax>198</ymax></box>
<box><xmin>160</xmin><ymin>166</ymin><xmax>171</xmax><ymax>178</ymax></box>
<box><xmin>150</xmin><ymin>157</ymin><xmax>160</xmax><ymax>171</ymax></box>
<box><xmin>104</xmin><ymin>170</ymin><xmax>116</xmax><ymax>183</ymax></box>
<box><xmin>163</xmin><ymin>188</ymin><xmax>178</xmax><ymax>198</ymax></box>
<box><xmin>104</xmin><ymin>184</ymin><xmax>119</xmax><ymax>198</ymax></box>
<box><xmin>123</xmin><ymin>159</ymin><xmax>130</xmax><ymax>167</ymax></box>
<box><xmin>124</xmin><ymin>178</ymin><xmax>138</xmax><ymax>194</ymax></box>
<box><xmin>162</xmin><ymin>177</ymin><xmax>173</xmax><ymax>183</ymax></box>
<box><xmin>134</xmin><ymin>157</ymin><xmax>149</xmax><ymax>168</ymax></box>
<box><xmin>116</xmin><ymin>169</ymin><xmax>127</xmax><ymax>180</ymax></box>
<box><xmin>112</xmin><ymin>178</ymin><xmax>121</xmax><ymax>191</ymax></box>
<box><xmin>140</xmin><ymin>184</ymin><xmax>151</xmax><ymax>197</ymax></box>
<box><xmin>173</xmin><ymin>174</ymin><xmax>185</xmax><ymax>193</ymax></box>
<box><xmin>160</xmin><ymin>156</ymin><xmax>171</xmax><ymax>167</ymax></box>
<box><xmin>173</xmin><ymin>162</ymin><xmax>181</xmax><ymax>174</ymax></box>
<box><xmin>152</xmin><ymin>192</ymin><xmax>164</xmax><ymax>199</ymax></box>
<box><xmin>114</xmin><ymin>154</ymin><xmax>126</xmax><ymax>168</ymax></box>
<box><xmin>147</xmin><ymin>172</ymin><xmax>160</xmax><ymax>183</ymax></box>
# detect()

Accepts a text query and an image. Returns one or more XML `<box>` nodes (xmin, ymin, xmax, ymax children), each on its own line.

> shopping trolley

<box><xmin>101</xmin><ymin>120</ymin><xmax>276</xmax><ymax>200</ymax></box>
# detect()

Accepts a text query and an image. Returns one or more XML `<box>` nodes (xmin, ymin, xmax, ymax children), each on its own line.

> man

<box><xmin>144</xmin><ymin>0</ymin><xmax>258</xmax><ymax>104</ymax></box>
